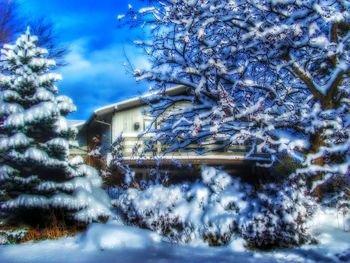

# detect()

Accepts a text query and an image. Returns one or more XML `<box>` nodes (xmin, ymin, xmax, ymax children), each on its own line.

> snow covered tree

<box><xmin>107</xmin><ymin>134</ymin><xmax>136</xmax><ymax>188</ymax></box>
<box><xmin>0</xmin><ymin>0</ymin><xmax>68</xmax><ymax>67</ymax></box>
<box><xmin>122</xmin><ymin>1</ymin><xmax>350</xmax><ymax>197</ymax></box>
<box><xmin>0</xmin><ymin>29</ymin><xmax>111</xmax><ymax>225</ymax></box>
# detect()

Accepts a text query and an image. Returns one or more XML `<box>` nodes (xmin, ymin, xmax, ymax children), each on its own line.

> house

<box><xmin>71</xmin><ymin>86</ymin><xmax>270</xmax><ymax>180</ymax></box>
<box><xmin>70</xmin><ymin>86</ymin><xmax>188</xmax><ymax>159</ymax></box>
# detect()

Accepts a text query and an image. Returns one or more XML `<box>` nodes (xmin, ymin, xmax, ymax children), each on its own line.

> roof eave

<box><xmin>83</xmin><ymin>85</ymin><xmax>186</xmax><ymax>128</ymax></box>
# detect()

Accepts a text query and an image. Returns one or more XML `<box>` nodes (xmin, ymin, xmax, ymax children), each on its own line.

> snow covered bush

<box><xmin>121</xmin><ymin>0</ymin><xmax>350</xmax><ymax>200</ymax></box>
<box><xmin>116</xmin><ymin>166</ymin><xmax>316</xmax><ymax>248</ymax></box>
<box><xmin>241</xmin><ymin>181</ymin><xmax>316</xmax><ymax>249</ymax></box>
<box><xmin>0</xmin><ymin>29</ymin><xmax>111</xmax><ymax>225</ymax></box>
<box><xmin>0</xmin><ymin>228</ymin><xmax>27</xmax><ymax>245</ymax></box>
<box><xmin>103</xmin><ymin>134</ymin><xmax>135</xmax><ymax>188</ymax></box>
<box><xmin>117</xmin><ymin>184</ymin><xmax>188</xmax><ymax>241</ymax></box>
<box><xmin>102</xmin><ymin>133</ymin><xmax>169</xmax><ymax>190</ymax></box>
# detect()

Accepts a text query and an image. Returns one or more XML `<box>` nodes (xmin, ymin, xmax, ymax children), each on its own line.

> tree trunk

<box><xmin>308</xmin><ymin>132</ymin><xmax>325</xmax><ymax>200</ymax></box>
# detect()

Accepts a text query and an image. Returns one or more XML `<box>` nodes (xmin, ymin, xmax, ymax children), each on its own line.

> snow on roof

<box><xmin>68</xmin><ymin>120</ymin><xmax>85</xmax><ymax>127</ymax></box>
<box><xmin>93</xmin><ymin>95</ymin><xmax>143</xmax><ymax>116</ymax></box>
<box><xmin>82</xmin><ymin>85</ymin><xmax>186</xmax><ymax>126</ymax></box>
<box><xmin>93</xmin><ymin>85</ymin><xmax>186</xmax><ymax>116</ymax></box>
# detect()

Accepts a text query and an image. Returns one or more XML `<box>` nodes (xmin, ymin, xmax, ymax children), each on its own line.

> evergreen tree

<box><xmin>0</xmin><ymin>29</ymin><xmax>111</xmax><ymax>225</ymax></box>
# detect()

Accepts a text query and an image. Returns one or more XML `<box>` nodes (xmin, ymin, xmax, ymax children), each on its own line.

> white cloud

<box><xmin>59</xmin><ymin>39</ymin><xmax>92</xmax><ymax>80</ymax></box>
<box><xmin>59</xmin><ymin>38</ymin><xmax>150</xmax><ymax>84</ymax></box>
<box><xmin>57</xmin><ymin>37</ymin><xmax>150</xmax><ymax>119</ymax></box>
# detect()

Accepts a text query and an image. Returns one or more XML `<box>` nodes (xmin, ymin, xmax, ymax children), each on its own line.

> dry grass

<box><xmin>19</xmin><ymin>211</ymin><xmax>84</xmax><ymax>243</ymax></box>
<box><xmin>21</xmin><ymin>226</ymin><xmax>80</xmax><ymax>243</ymax></box>
<box><xmin>0</xmin><ymin>225</ymin><xmax>18</xmax><ymax>231</ymax></box>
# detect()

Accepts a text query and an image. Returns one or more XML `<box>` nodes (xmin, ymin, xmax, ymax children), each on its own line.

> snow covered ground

<box><xmin>0</xmin><ymin>209</ymin><xmax>349</xmax><ymax>263</ymax></box>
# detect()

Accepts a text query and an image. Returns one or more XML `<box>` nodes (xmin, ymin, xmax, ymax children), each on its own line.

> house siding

<box><xmin>111</xmin><ymin>106</ymin><xmax>147</xmax><ymax>141</ymax></box>
<box><xmin>72</xmin><ymin>86</ymin><xmax>270</xmax><ymax>166</ymax></box>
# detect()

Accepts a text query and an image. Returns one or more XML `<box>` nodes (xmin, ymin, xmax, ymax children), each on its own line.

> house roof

<box><xmin>82</xmin><ymin>85</ymin><xmax>186</xmax><ymax>127</ymax></box>
<box><xmin>67</xmin><ymin>120</ymin><xmax>85</xmax><ymax>128</ymax></box>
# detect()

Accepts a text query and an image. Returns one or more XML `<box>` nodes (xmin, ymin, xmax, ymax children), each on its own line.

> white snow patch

<box><xmin>0</xmin><ymin>212</ymin><xmax>348</xmax><ymax>263</ymax></box>
<box><xmin>80</xmin><ymin>222</ymin><xmax>161</xmax><ymax>251</ymax></box>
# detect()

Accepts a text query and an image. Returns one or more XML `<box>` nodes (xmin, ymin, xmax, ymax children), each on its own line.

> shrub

<box><xmin>20</xmin><ymin>211</ymin><xmax>83</xmax><ymax>243</ymax></box>
<box><xmin>114</xmin><ymin>166</ymin><xmax>316</xmax><ymax>248</ymax></box>
<box><xmin>240</xmin><ymin>181</ymin><xmax>316</xmax><ymax>249</ymax></box>
<box><xmin>0</xmin><ymin>228</ymin><xmax>27</xmax><ymax>245</ymax></box>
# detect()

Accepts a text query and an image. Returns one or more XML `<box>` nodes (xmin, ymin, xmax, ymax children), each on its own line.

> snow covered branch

<box><xmin>121</xmin><ymin>0</ymin><xmax>349</xmax><ymax>196</ymax></box>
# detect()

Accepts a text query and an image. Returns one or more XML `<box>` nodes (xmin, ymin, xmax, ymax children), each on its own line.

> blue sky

<box><xmin>19</xmin><ymin>0</ymin><xmax>149</xmax><ymax>120</ymax></box>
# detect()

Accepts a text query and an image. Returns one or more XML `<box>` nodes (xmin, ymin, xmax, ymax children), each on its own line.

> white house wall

<box><xmin>111</xmin><ymin>106</ymin><xmax>147</xmax><ymax>141</ymax></box>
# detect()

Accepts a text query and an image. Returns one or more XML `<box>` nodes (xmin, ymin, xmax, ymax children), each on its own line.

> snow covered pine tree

<box><xmin>0</xmin><ymin>29</ymin><xmax>111</xmax><ymax>225</ymax></box>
